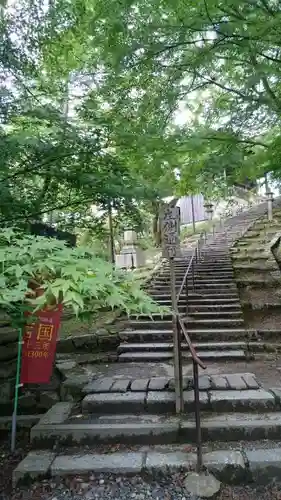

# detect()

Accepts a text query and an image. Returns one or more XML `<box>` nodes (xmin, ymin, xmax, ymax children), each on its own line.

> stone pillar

<box><xmin>266</xmin><ymin>190</ymin><xmax>274</xmax><ymax>221</ymax></box>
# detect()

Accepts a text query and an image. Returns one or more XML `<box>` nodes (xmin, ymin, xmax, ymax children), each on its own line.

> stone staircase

<box><xmin>14</xmin><ymin>198</ymin><xmax>281</xmax><ymax>486</ymax></box>
<box><xmin>119</xmin><ymin>254</ymin><xmax>251</xmax><ymax>362</ymax></box>
<box><xmin>117</xmin><ymin>202</ymin><xmax>272</xmax><ymax>363</ymax></box>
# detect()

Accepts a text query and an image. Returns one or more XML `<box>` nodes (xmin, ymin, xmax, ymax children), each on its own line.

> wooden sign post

<box><xmin>161</xmin><ymin>206</ymin><xmax>183</xmax><ymax>413</ymax></box>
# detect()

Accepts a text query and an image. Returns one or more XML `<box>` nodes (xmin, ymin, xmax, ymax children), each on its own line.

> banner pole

<box><xmin>11</xmin><ymin>325</ymin><xmax>23</xmax><ymax>453</ymax></box>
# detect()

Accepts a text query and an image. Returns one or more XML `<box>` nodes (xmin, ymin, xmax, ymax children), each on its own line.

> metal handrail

<box><xmin>177</xmin><ymin>314</ymin><xmax>206</xmax><ymax>369</ymax></box>
<box><xmin>176</xmin><ymin>231</ymin><xmax>206</xmax><ymax>302</ymax></box>
<box><xmin>172</xmin><ymin>198</ymin><xmax>272</xmax><ymax>472</ymax></box>
<box><xmin>173</xmin><ymin>229</ymin><xmax>208</xmax><ymax>473</ymax></box>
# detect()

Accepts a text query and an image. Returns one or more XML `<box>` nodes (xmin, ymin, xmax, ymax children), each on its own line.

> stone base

<box><xmin>184</xmin><ymin>472</ymin><xmax>221</xmax><ymax>498</ymax></box>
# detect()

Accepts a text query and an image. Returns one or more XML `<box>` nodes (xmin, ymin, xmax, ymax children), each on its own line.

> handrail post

<box><xmin>170</xmin><ymin>258</ymin><xmax>184</xmax><ymax>413</ymax></box>
<box><xmin>193</xmin><ymin>360</ymin><xmax>203</xmax><ymax>472</ymax></box>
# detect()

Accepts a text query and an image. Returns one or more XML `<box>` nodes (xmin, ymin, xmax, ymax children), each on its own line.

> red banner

<box><xmin>20</xmin><ymin>304</ymin><xmax>63</xmax><ymax>384</ymax></box>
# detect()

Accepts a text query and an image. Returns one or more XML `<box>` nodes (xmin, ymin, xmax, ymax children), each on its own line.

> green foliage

<box><xmin>3</xmin><ymin>0</ymin><xmax>280</xmax><ymax>248</ymax></box>
<box><xmin>0</xmin><ymin>229</ymin><xmax>168</xmax><ymax>324</ymax></box>
<box><xmin>37</xmin><ymin>0</ymin><xmax>281</xmax><ymax>191</ymax></box>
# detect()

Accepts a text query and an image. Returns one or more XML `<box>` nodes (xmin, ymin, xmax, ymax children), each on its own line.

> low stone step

<box><xmin>119</xmin><ymin>328</ymin><xmax>251</xmax><ymax>342</ymax></box>
<box><xmin>118</xmin><ymin>350</ymin><xmax>247</xmax><ymax>362</ymax></box>
<box><xmin>232</xmin><ymin>254</ymin><xmax>269</xmax><ymax>261</ymax></box>
<box><xmin>233</xmin><ymin>246</ymin><xmax>265</xmax><ymax>253</ymax></box>
<box><xmin>188</xmin><ymin>303</ymin><xmax>241</xmax><ymax>311</ymax></box>
<box><xmin>117</xmin><ymin>341</ymin><xmax>248</xmax><ymax>353</ymax></box>
<box><xmin>127</xmin><ymin>317</ymin><xmax>244</xmax><ymax>330</ymax></box>
<box><xmin>152</xmin><ymin>279</ymin><xmax>235</xmax><ymax>286</ymax></box>
<box><xmin>188</xmin><ymin>311</ymin><xmax>242</xmax><ymax>318</ymax></box>
<box><xmin>126</xmin><ymin>320</ymin><xmax>173</xmax><ymax>330</ymax></box>
<box><xmin>186</xmin><ymin>318</ymin><xmax>244</xmax><ymax>328</ymax></box>
<box><xmin>150</xmin><ymin>293</ymin><xmax>239</xmax><ymax>301</ymax></box>
<box><xmin>157</xmin><ymin>301</ymin><xmax>240</xmax><ymax>310</ymax></box>
<box><xmin>81</xmin><ymin>387</ymin><xmax>276</xmax><ymax>414</ymax></box>
<box><xmin>29</xmin><ymin>412</ymin><xmax>281</xmax><ymax>449</ymax></box>
<box><xmin>120</xmin><ymin>330</ymin><xmax>173</xmax><ymax>342</ymax></box>
<box><xmin>159</xmin><ymin>272</ymin><xmax>234</xmax><ymax>278</ymax></box>
<box><xmin>232</xmin><ymin>262</ymin><xmax>276</xmax><ymax>270</ymax></box>
<box><xmin>17</xmin><ymin>443</ymin><xmax>281</xmax><ymax>486</ymax></box>
<box><xmin>150</xmin><ymin>285</ymin><xmax>237</xmax><ymax>292</ymax></box>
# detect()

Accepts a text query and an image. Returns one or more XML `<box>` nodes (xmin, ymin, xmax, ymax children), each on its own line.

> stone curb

<box><xmin>13</xmin><ymin>447</ymin><xmax>281</xmax><ymax>486</ymax></box>
<box><xmin>0</xmin><ymin>414</ymin><xmax>42</xmax><ymax>430</ymax></box>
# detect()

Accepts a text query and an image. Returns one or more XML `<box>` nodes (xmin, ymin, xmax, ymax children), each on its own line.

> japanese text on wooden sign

<box><xmin>20</xmin><ymin>304</ymin><xmax>63</xmax><ymax>384</ymax></box>
<box><xmin>161</xmin><ymin>206</ymin><xmax>180</xmax><ymax>258</ymax></box>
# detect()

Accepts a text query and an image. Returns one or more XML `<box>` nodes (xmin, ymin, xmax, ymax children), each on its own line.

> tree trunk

<box><xmin>152</xmin><ymin>201</ymin><xmax>161</xmax><ymax>246</ymax></box>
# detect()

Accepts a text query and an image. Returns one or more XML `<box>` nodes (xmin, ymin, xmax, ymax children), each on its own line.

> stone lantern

<box><xmin>266</xmin><ymin>190</ymin><xmax>274</xmax><ymax>221</ymax></box>
<box><xmin>204</xmin><ymin>202</ymin><xmax>214</xmax><ymax>221</ymax></box>
<box><xmin>115</xmin><ymin>229</ymin><xmax>145</xmax><ymax>269</ymax></box>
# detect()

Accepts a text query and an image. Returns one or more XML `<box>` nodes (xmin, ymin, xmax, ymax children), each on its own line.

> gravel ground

<box><xmin>1</xmin><ymin>433</ymin><xmax>281</xmax><ymax>500</ymax></box>
<box><xmin>8</xmin><ymin>473</ymin><xmax>281</xmax><ymax>500</ymax></box>
<box><xmin>1</xmin><ymin>430</ymin><xmax>281</xmax><ymax>500</ymax></box>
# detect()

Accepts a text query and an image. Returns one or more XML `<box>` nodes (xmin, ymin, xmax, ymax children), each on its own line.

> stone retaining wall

<box><xmin>0</xmin><ymin>316</ymin><xmax>123</xmax><ymax>416</ymax></box>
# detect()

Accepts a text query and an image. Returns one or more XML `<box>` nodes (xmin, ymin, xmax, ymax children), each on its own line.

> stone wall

<box><xmin>0</xmin><ymin>317</ymin><xmax>122</xmax><ymax>417</ymax></box>
<box><xmin>231</xmin><ymin>208</ymin><xmax>281</xmax><ymax>309</ymax></box>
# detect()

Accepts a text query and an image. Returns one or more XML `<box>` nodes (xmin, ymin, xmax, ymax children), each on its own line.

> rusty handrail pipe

<box><xmin>177</xmin><ymin>313</ymin><xmax>206</xmax><ymax>370</ymax></box>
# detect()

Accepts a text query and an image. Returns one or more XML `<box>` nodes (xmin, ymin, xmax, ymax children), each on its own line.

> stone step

<box><xmin>186</xmin><ymin>318</ymin><xmax>244</xmax><ymax>328</ymax></box>
<box><xmin>187</xmin><ymin>311</ymin><xmax>242</xmax><ymax>319</ymax></box>
<box><xmin>126</xmin><ymin>320</ymin><xmax>173</xmax><ymax>330</ymax></box>
<box><xmin>17</xmin><ymin>443</ymin><xmax>281</xmax><ymax>486</ymax></box>
<box><xmin>119</xmin><ymin>328</ymin><xmax>251</xmax><ymax>342</ymax></box>
<box><xmin>151</xmin><ymin>281</ymin><xmax>237</xmax><ymax>288</ymax></box>
<box><xmin>127</xmin><ymin>317</ymin><xmax>244</xmax><ymax>330</ymax></box>
<box><xmin>157</xmin><ymin>301</ymin><xmax>241</xmax><ymax>310</ymax></box>
<box><xmin>163</xmin><ymin>264</ymin><xmax>233</xmax><ymax>270</ymax></box>
<box><xmin>188</xmin><ymin>303</ymin><xmax>241</xmax><ymax>311</ymax></box>
<box><xmin>81</xmin><ymin>387</ymin><xmax>276</xmax><ymax>415</ymax></box>
<box><xmin>150</xmin><ymin>293</ymin><xmax>239</xmax><ymax>300</ymax></box>
<box><xmin>232</xmin><ymin>262</ymin><xmax>276</xmax><ymax>270</ymax></box>
<box><xmin>130</xmin><ymin>309</ymin><xmax>242</xmax><ymax>319</ymax></box>
<box><xmin>117</xmin><ymin>341</ymin><xmax>249</xmax><ymax>353</ymax></box>
<box><xmin>150</xmin><ymin>285</ymin><xmax>237</xmax><ymax>292</ymax></box>
<box><xmin>155</xmin><ymin>278</ymin><xmax>234</xmax><ymax>284</ymax></box>
<box><xmin>232</xmin><ymin>254</ymin><xmax>269</xmax><ymax>261</ymax></box>
<box><xmin>29</xmin><ymin>412</ymin><xmax>281</xmax><ymax>449</ymax></box>
<box><xmin>233</xmin><ymin>246</ymin><xmax>265</xmax><ymax>253</ymax></box>
<box><xmin>118</xmin><ymin>350</ymin><xmax>248</xmax><ymax>363</ymax></box>
<box><xmin>159</xmin><ymin>272</ymin><xmax>234</xmax><ymax>277</ymax></box>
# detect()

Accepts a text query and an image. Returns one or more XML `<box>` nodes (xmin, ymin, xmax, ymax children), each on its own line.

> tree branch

<box><xmin>256</xmin><ymin>51</ymin><xmax>281</xmax><ymax>64</ymax></box>
<box><xmin>248</xmin><ymin>51</ymin><xmax>281</xmax><ymax>110</ymax></box>
<box><xmin>192</xmin><ymin>70</ymin><xmax>268</xmax><ymax>105</ymax></box>
<box><xmin>203</xmin><ymin>136</ymin><xmax>269</xmax><ymax>148</ymax></box>
<box><xmin>259</xmin><ymin>0</ymin><xmax>276</xmax><ymax>16</ymax></box>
